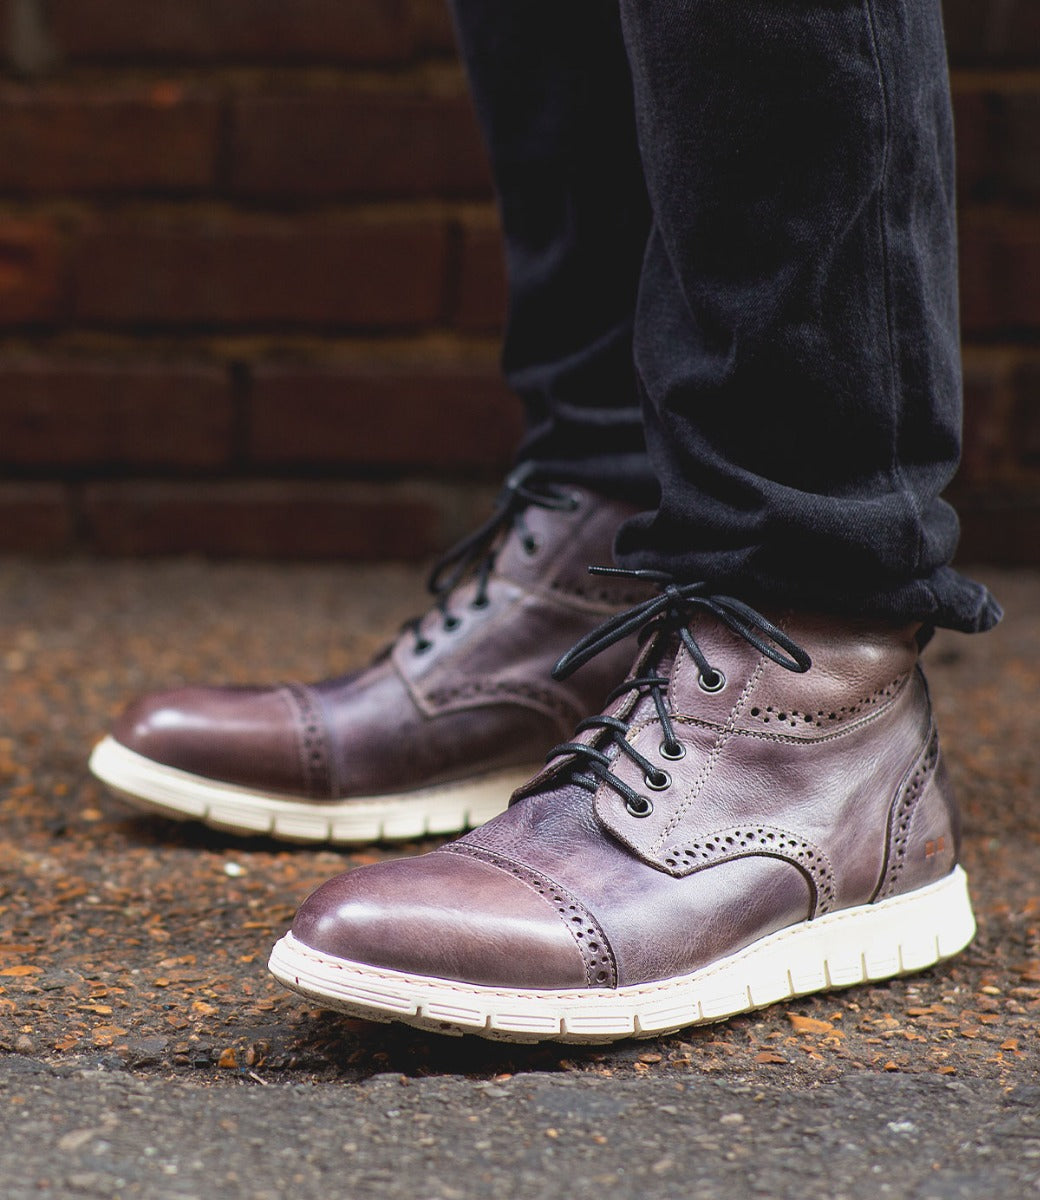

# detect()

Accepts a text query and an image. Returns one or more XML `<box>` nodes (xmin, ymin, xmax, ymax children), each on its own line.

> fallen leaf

<box><xmin>787</xmin><ymin>1014</ymin><xmax>834</xmax><ymax>1035</ymax></box>
<box><xmin>92</xmin><ymin>1025</ymin><xmax>127</xmax><ymax>1045</ymax></box>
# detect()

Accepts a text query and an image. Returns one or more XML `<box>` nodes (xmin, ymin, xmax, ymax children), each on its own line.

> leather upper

<box><xmin>292</xmin><ymin>852</ymin><xmax>589</xmax><ymax>989</ymax></box>
<box><xmin>111</xmin><ymin>486</ymin><xmax>648</xmax><ymax>799</ymax></box>
<box><xmin>292</xmin><ymin>611</ymin><xmax>961</xmax><ymax>988</ymax></box>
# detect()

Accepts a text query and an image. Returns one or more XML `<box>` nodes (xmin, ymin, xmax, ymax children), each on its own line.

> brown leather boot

<box><xmin>89</xmin><ymin>469</ymin><xmax>650</xmax><ymax>844</ymax></box>
<box><xmin>269</xmin><ymin>575</ymin><xmax>975</xmax><ymax>1041</ymax></box>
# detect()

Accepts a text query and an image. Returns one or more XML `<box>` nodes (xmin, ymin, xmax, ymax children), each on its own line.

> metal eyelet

<box><xmin>625</xmin><ymin>795</ymin><xmax>654</xmax><ymax>818</ymax></box>
<box><xmin>659</xmin><ymin>739</ymin><xmax>686</xmax><ymax>761</ymax></box>
<box><xmin>698</xmin><ymin>668</ymin><xmax>726</xmax><ymax>694</ymax></box>
<box><xmin>644</xmin><ymin>769</ymin><xmax>671</xmax><ymax>791</ymax></box>
<box><xmin>443</xmin><ymin>615</ymin><xmax>461</xmax><ymax>632</ymax></box>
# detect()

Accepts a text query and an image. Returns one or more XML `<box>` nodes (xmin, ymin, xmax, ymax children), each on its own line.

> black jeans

<box><xmin>448</xmin><ymin>0</ymin><xmax>1000</xmax><ymax>634</ymax></box>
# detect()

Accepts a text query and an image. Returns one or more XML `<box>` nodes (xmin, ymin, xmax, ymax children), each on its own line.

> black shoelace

<box><xmin>406</xmin><ymin>462</ymin><xmax>579</xmax><ymax>654</ymax></box>
<box><xmin>547</xmin><ymin>568</ymin><xmax>812</xmax><ymax>817</ymax></box>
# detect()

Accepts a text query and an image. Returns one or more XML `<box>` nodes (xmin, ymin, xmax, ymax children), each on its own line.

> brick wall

<box><xmin>0</xmin><ymin>0</ymin><xmax>1036</xmax><ymax>562</ymax></box>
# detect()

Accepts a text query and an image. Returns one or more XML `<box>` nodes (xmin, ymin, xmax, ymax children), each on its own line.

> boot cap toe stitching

<box><xmin>445</xmin><ymin>843</ymin><xmax>618</xmax><ymax>988</ymax></box>
<box><xmin>281</xmin><ymin>683</ymin><xmax>332</xmax><ymax>799</ymax></box>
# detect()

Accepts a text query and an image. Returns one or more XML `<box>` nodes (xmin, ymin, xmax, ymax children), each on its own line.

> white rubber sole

<box><xmin>88</xmin><ymin>736</ymin><xmax>534</xmax><ymax>844</ymax></box>
<box><xmin>268</xmin><ymin>867</ymin><xmax>976</xmax><ymax>1043</ymax></box>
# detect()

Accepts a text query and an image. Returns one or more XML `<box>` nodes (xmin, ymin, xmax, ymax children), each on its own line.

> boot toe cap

<box><xmin>291</xmin><ymin>851</ymin><xmax>589</xmax><ymax>989</ymax></box>
<box><xmin>111</xmin><ymin>685</ymin><xmax>310</xmax><ymax>795</ymax></box>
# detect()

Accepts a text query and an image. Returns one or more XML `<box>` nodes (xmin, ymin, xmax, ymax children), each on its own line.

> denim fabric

<box><xmin>448</xmin><ymin>0</ymin><xmax>1001</xmax><ymax>633</ymax></box>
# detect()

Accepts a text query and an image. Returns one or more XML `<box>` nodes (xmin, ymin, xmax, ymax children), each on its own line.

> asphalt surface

<box><xmin>2</xmin><ymin>1059</ymin><xmax>1039</xmax><ymax>1200</ymax></box>
<box><xmin>1</xmin><ymin>560</ymin><xmax>1038</xmax><ymax>1198</ymax></box>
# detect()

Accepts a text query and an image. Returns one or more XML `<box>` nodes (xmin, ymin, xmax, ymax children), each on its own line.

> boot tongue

<box><xmin>609</xmin><ymin>629</ymin><xmax>680</xmax><ymax>727</ymax></box>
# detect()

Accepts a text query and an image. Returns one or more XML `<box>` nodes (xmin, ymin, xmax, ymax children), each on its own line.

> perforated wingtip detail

<box><xmin>660</xmin><ymin>825</ymin><xmax>835</xmax><ymax>915</ymax></box>
<box><xmin>745</xmin><ymin>674</ymin><xmax>909</xmax><ymax>731</ymax></box>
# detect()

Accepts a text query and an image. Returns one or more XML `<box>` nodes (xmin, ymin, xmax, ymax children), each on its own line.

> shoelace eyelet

<box><xmin>414</xmin><ymin>638</ymin><xmax>432</xmax><ymax>655</ymax></box>
<box><xmin>443</xmin><ymin>615</ymin><xmax>461</xmax><ymax>632</ymax></box>
<box><xmin>626</xmin><ymin>795</ymin><xmax>654</xmax><ymax>818</ymax></box>
<box><xmin>644</xmin><ymin>769</ymin><xmax>671</xmax><ymax>791</ymax></box>
<box><xmin>522</xmin><ymin>535</ymin><xmax>540</xmax><ymax>556</ymax></box>
<box><xmin>698</xmin><ymin>668</ymin><xmax>726</xmax><ymax>694</ymax></box>
<box><xmin>470</xmin><ymin>596</ymin><xmax>490</xmax><ymax>610</ymax></box>
<box><xmin>546</xmin><ymin>575</ymin><xmax>811</xmax><ymax>815</ymax></box>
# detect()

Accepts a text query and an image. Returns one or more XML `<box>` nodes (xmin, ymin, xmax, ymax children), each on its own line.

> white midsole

<box><xmin>88</xmin><ymin>736</ymin><xmax>534</xmax><ymax>844</ymax></box>
<box><xmin>268</xmin><ymin>867</ymin><xmax>976</xmax><ymax>1043</ymax></box>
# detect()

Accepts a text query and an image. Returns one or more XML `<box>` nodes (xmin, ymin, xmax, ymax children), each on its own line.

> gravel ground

<box><xmin>0</xmin><ymin>560</ymin><xmax>1037</xmax><ymax>1198</ymax></box>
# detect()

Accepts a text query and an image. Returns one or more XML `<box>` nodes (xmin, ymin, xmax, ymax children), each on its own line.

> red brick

<box><xmin>0</xmin><ymin>359</ymin><xmax>233</xmax><ymax>468</ymax></box>
<box><xmin>229</xmin><ymin>90</ymin><xmax>490</xmax><ymax>200</ymax></box>
<box><xmin>72</xmin><ymin>215</ymin><xmax>449</xmax><ymax>329</ymax></box>
<box><xmin>954</xmin><ymin>83</ymin><xmax>1040</xmax><ymax>202</ymax></box>
<box><xmin>0</xmin><ymin>218</ymin><xmax>65</xmax><ymax>324</ymax></box>
<box><xmin>958</xmin><ymin>350</ymin><xmax>1016</xmax><ymax>489</ymax></box>
<box><xmin>454</xmin><ymin>216</ymin><xmax>506</xmax><ymax>333</ymax></box>
<box><xmin>959</xmin><ymin>212</ymin><xmax>1040</xmax><ymax>335</ymax></box>
<box><xmin>0</xmin><ymin>483</ymin><xmax>73</xmax><ymax>552</ymax></box>
<box><xmin>249</xmin><ymin>358</ymin><xmax>521</xmax><ymax>468</ymax></box>
<box><xmin>50</xmin><ymin>0</ymin><xmax>454</xmax><ymax>65</ymax></box>
<box><xmin>943</xmin><ymin>0</ymin><xmax>1040</xmax><ymax>67</ymax></box>
<box><xmin>952</xmin><ymin>87</ymin><xmax>993</xmax><ymax>200</ymax></box>
<box><xmin>995</xmin><ymin>91</ymin><xmax>1040</xmax><ymax>200</ymax></box>
<box><xmin>956</xmin><ymin>500</ymin><xmax>1040</xmax><ymax>565</ymax></box>
<box><xmin>0</xmin><ymin>85</ymin><xmax>218</xmax><ymax>194</ymax></box>
<box><xmin>410</xmin><ymin>0</ymin><xmax>459</xmax><ymax>55</ymax></box>
<box><xmin>1010</xmin><ymin>358</ymin><xmax>1040</xmax><ymax>469</ymax></box>
<box><xmin>82</xmin><ymin>480</ymin><xmax>455</xmax><ymax>558</ymax></box>
<box><xmin>943</xmin><ymin>0</ymin><xmax>990</xmax><ymax>67</ymax></box>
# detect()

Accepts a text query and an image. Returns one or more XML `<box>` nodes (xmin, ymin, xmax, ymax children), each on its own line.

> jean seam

<box><xmin>861</xmin><ymin>0</ymin><xmax>925</xmax><ymax>574</ymax></box>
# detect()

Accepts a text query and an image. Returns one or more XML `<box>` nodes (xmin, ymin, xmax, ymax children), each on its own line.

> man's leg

<box><xmin>614</xmin><ymin>0</ymin><xmax>998</xmax><ymax>632</ymax></box>
<box><xmin>449</xmin><ymin>0</ymin><xmax>656</xmax><ymax>501</ymax></box>
<box><xmin>270</xmin><ymin>0</ymin><xmax>1000</xmax><ymax>1040</ymax></box>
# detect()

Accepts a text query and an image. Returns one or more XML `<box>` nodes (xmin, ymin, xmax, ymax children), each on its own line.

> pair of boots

<box><xmin>91</xmin><ymin>473</ymin><xmax>974</xmax><ymax>1043</ymax></box>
